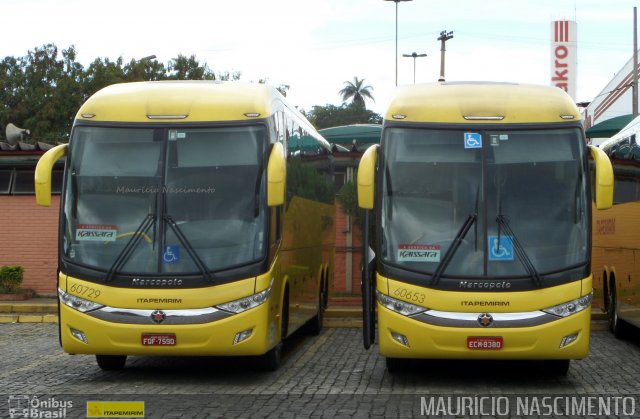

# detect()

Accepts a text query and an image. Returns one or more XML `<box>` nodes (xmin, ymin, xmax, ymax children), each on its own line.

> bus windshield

<box><xmin>381</xmin><ymin>127</ymin><xmax>588</xmax><ymax>280</ymax></box>
<box><xmin>63</xmin><ymin>125</ymin><xmax>266</xmax><ymax>277</ymax></box>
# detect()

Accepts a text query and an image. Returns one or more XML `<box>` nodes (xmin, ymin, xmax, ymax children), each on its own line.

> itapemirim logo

<box><xmin>7</xmin><ymin>395</ymin><xmax>73</xmax><ymax>418</ymax></box>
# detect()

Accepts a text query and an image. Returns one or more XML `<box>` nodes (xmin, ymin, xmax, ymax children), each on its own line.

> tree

<box><xmin>83</xmin><ymin>57</ymin><xmax>127</xmax><ymax>99</ymax></box>
<box><xmin>306</xmin><ymin>103</ymin><xmax>382</xmax><ymax>130</ymax></box>
<box><xmin>167</xmin><ymin>54</ymin><xmax>215</xmax><ymax>80</ymax></box>
<box><xmin>338</xmin><ymin>77</ymin><xmax>374</xmax><ymax>109</ymax></box>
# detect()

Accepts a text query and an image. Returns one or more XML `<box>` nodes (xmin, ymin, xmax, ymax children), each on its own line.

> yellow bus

<box><xmin>593</xmin><ymin>115</ymin><xmax>640</xmax><ymax>338</ymax></box>
<box><xmin>357</xmin><ymin>82</ymin><xmax>613</xmax><ymax>374</ymax></box>
<box><xmin>35</xmin><ymin>81</ymin><xmax>334</xmax><ymax>370</ymax></box>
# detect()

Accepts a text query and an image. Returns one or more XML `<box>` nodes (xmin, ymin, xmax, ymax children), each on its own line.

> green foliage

<box><xmin>338</xmin><ymin>77</ymin><xmax>374</xmax><ymax>109</ymax></box>
<box><xmin>336</xmin><ymin>181</ymin><xmax>358</xmax><ymax>218</ymax></box>
<box><xmin>0</xmin><ymin>44</ymin><xmax>241</xmax><ymax>141</ymax></box>
<box><xmin>306</xmin><ymin>103</ymin><xmax>382</xmax><ymax>130</ymax></box>
<box><xmin>286</xmin><ymin>158</ymin><xmax>334</xmax><ymax>205</ymax></box>
<box><xmin>0</xmin><ymin>265</ymin><xmax>24</xmax><ymax>293</ymax></box>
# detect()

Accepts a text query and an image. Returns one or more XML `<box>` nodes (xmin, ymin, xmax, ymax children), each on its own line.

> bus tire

<box><xmin>96</xmin><ymin>355</ymin><xmax>126</xmax><ymax>370</ymax></box>
<box><xmin>305</xmin><ymin>287</ymin><xmax>324</xmax><ymax>336</ymax></box>
<box><xmin>258</xmin><ymin>342</ymin><xmax>282</xmax><ymax>372</ymax></box>
<box><xmin>257</xmin><ymin>287</ymin><xmax>289</xmax><ymax>371</ymax></box>
<box><xmin>608</xmin><ymin>282</ymin><xmax>627</xmax><ymax>339</ymax></box>
<box><xmin>386</xmin><ymin>357</ymin><xmax>403</xmax><ymax>373</ymax></box>
<box><xmin>322</xmin><ymin>270</ymin><xmax>329</xmax><ymax>310</ymax></box>
<box><xmin>545</xmin><ymin>359</ymin><xmax>570</xmax><ymax>376</ymax></box>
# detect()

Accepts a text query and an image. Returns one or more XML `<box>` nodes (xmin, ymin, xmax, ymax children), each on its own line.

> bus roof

<box><xmin>384</xmin><ymin>82</ymin><xmax>580</xmax><ymax>124</ymax></box>
<box><xmin>76</xmin><ymin>81</ymin><xmax>287</xmax><ymax>123</ymax></box>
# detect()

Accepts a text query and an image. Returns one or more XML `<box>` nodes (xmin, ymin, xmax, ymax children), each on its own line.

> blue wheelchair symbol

<box><xmin>464</xmin><ymin>132</ymin><xmax>482</xmax><ymax>149</ymax></box>
<box><xmin>163</xmin><ymin>245</ymin><xmax>180</xmax><ymax>264</ymax></box>
<box><xmin>488</xmin><ymin>236</ymin><xmax>513</xmax><ymax>261</ymax></box>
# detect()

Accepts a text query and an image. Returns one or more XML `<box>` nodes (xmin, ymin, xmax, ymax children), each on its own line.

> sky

<box><xmin>0</xmin><ymin>0</ymin><xmax>637</xmax><ymax>115</ymax></box>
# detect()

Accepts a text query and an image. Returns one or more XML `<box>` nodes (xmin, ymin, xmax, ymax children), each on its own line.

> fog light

<box><xmin>70</xmin><ymin>328</ymin><xmax>88</xmax><ymax>344</ymax></box>
<box><xmin>234</xmin><ymin>329</ymin><xmax>253</xmax><ymax>345</ymax></box>
<box><xmin>391</xmin><ymin>331</ymin><xmax>410</xmax><ymax>347</ymax></box>
<box><xmin>560</xmin><ymin>332</ymin><xmax>579</xmax><ymax>348</ymax></box>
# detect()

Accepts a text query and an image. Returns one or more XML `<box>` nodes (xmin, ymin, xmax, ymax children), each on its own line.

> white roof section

<box><xmin>583</xmin><ymin>52</ymin><xmax>639</xmax><ymax>129</ymax></box>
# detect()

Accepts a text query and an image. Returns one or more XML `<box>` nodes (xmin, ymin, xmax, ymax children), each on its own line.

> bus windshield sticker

<box><xmin>488</xmin><ymin>235</ymin><xmax>514</xmax><ymax>261</ymax></box>
<box><xmin>397</xmin><ymin>244</ymin><xmax>440</xmax><ymax>263</ymax></box>
<box><xmin>464</xmin><ymin>132</ymin><xmax>482</xmax><ymax>149</ymax></box>
<box><xmin>162</xmin><ymin>245</ymin><xmax>180</xmax><ymax>264</ymax></box>
<box><xmin>499</xmin><ymin>134</ymin><xmax>509</xmax><ymax>141</ymax></box>
<box><xmin>75</xmin><ymin>224</ymin><xmax>118</xmax><ymax>242</ymax></box>
<box><xmin>490</xmin><ymin>135</ymin><xmax>500</xmax><ymax>147</ymax></box>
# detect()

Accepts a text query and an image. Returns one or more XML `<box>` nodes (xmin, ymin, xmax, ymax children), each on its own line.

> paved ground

<box><xmin>0</xmin><ymin>324</ymin><xmax>639</xmax><ymax>418</ymax></box>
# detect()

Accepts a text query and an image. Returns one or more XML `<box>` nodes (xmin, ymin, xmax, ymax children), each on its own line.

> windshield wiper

<box><xmin>495</xmin><ymin>215</ymin><xmax>543</xmax><ymax>287</ymax></box>
<box><xmin>163</xmin><ymin>215</ymin><xmax>214</xmax><ymax>282</ymax></box>
<box><xmin>430</xmin><ymin>183</ymin><xmax>479</xmax><ymax>286</ymax></box>
<box><xmin>105</xmin><ymin>214</ymin><xmax>156</xmax><ymax>282</ymax></box>
<box><xmin>430</xmin><ymin>213</ymin><xmax>476</xmax><ymax>286</ymax></box>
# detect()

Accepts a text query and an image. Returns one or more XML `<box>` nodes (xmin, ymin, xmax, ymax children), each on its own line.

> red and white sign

<box><xmin>75</xmin><ymin>224</ymin><xmax>118</xmax><ymax>242</ymax></box>
<box><xmin>397</xmin><ymin>244</ymin><xmax>441</xmax><ymax>263</ymax></box>
<box><xmin>550</xmin><ymin>20</ymin><xmax>577</xmax><ymax>100</ymax></box>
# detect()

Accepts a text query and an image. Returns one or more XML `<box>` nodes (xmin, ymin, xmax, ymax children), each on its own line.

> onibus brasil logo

<box><xmin>7</xmin><ymin>395</ymin><xmax>73</xmax><ymax>418</ymax></box>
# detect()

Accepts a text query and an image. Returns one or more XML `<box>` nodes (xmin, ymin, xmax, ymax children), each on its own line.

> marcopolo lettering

<box><xmin>131</xmin><ymin>278</ymin><xmax>183</xmax><ymax>287</ymax></box>
<box><xmin>459</xmin><ymin>280</ymin><xmax>512</xmax><ymax>289</ymax></box>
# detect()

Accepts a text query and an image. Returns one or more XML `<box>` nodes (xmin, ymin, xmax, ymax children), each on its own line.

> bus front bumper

<box><xmin>59</xmin><ymin>301</ymin><xmax>278</xmax><ymax>357</ymax></box>
<box><xmin>377</xmin><ymin>303</ymin><xmax>591</xmax><ymax>360</ymax></box>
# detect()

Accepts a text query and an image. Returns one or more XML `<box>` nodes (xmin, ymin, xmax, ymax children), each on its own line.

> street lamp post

<box><xmin>385</xmin><ymin>0</ymin><xmax>412</xmax><ymax>86</ymax></box>
<box><xmin>402</xmin><ymin>52</ymin><xmax>427</xmax><ymax>84</ymax></box>
<box><xmin>437</xmin><ymin>30</ymin><xmax>454</xmax><ymax>82</ymax></box>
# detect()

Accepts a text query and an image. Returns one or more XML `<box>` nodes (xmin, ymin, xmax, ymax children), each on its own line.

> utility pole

<box><xmin>633</xmin><ymin>7</ymin><xmax>638</xmax><ymax>119</ymax></box>
<box><xmin>437</xmin><ymin>30</ymin><xmax>454</xmax><ymax>82</ymax></box>
<box><xmin>402</xmin><ymin>52</ymin><xmax>427</xmax><ymax>84</ymax></box>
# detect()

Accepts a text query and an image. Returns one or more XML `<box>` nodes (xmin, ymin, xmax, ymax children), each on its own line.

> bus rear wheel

<box><xmin>96</xmin><ymin>355</ymin><xmax>127</xmax><ymax>370</ymax></box>
<box><xmin>608</xmin><ymin>282</ymin><xmax>627</xmax><ymax>339</ymax></box>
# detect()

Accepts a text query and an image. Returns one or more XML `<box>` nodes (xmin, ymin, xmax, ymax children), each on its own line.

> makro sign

<box><xmin>550</xmin><ymin>20</ymin><xmax>577</xmax><ymax>100</ymax></box>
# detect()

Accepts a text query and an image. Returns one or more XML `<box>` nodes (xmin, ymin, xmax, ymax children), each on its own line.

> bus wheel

<box><xmin>322</xmin><ymin>272</ymin><xmax>329</xmax><ymax>310</ymax></box>
<box><xmin>544</xmin><ymin>359</ymin><xmax>570</xmax><ymax>376</ymax></box>
<box><xmin>305</xmin><ymin>288</ymin><xmax>324</xmax><ymax>336</ymax></box>
<box><xmin>96</xmin><ymin>355</ymin><xmax>126</xmax><ymax>370</ymax></box>
<box><xmin>386</xmin><ymin>357</ymin><xmax>403</xmax><ymax>373</ymax></box>
<box><xmin>608</xmin><ymin>283</ymin><xmax>626</xmax><ymax>339</ymax></box>
<box><xmin>257</xmin><ymin>289</ymin><xmax>288</xmax><ymax>371</ymax></box>
<box><xmin>258</xmin><ymin>342</ymin><xmax>282</xmax><ymax>372</ymax></box>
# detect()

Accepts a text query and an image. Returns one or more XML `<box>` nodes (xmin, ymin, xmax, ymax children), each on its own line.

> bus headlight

<box><xmin>216</xmin><ymin>280</ymin><xmax>273</xmax><ymax>314</ymax></box>
<box><xmin>58</xmin><ymin>289</ymin><xmax>104</xmax><ymax>313</ymax></box>
<box><xmin>542</xmin><ymin>292</ymin><xmax>592</xmax><ymax>318</ymax></box>
<box><xmin>376</xmin><ymin>290</ymin><xmax>427</xmax><ymax>316</ymax></box>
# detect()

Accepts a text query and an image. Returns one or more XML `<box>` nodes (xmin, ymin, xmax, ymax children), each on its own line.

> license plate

<box><xmin>467</xmin><ymin>336</ymin><xmax>503</xmax><ymax>350</ymax></box>
<box><xmin>142</xmin><ymin>333</ymin><xmax>176</xmax><ymax>346</ymax></box>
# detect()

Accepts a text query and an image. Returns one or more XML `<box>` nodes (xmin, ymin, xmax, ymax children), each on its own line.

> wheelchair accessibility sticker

<box><xmin>163</xmin><ymin>245</ymin><xmax>180</xmax><ymax>264</ymax></box>
<box><xmin>488</xmin><ymin>235</ymin><xmax>513</xmax><ymax>261</ymax></box>
<box><xmin>464</xmin><ymin>132</ymin><xmax>482</xmax><ymax>149</ymax></box>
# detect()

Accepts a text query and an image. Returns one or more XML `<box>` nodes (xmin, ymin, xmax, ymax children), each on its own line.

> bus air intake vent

<box><xmin>147</xmin><ymin>114</ymin><xmax>188</xmax><ymax>120</ymax></box>
<box><xmin>463</xmin><ymin>115</ymin><xmax>505</xmax><ymax>120</ymax></box>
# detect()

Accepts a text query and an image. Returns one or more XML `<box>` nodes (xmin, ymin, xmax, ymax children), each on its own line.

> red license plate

<box><xmin>467</xmin><ymin>336</ymin><xmax>503</xmax><ymax>350</ymax></box>
<box><xmin>142</xmin><ymin>333</ymin><xmax>176</xmax><ymax>346</ymax></box>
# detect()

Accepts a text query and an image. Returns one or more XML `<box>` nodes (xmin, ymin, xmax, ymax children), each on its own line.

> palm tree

<box><xmin>339</xmin><ymin>77</ymin><xmax>374</xmax><ymax>108</ymax></box>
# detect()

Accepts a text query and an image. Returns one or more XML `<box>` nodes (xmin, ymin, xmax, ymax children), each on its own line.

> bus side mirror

<box><xmin>267</xmin><ymin>142</ymin><xmax>286</xmax><ymax>207</ymax></box>
<box><xmin>357</xmin><ymin>145</ymin><xmax>379</xmax><ymax>209</ymax></box>
<box><xmin>589</xmin><ymin>145</ymin><xmax>614</xmax><ymax>210</ymax></box>
<box><xmin>35</xmin><ymin>143</ymin><xmax>68</xmax><ymax>207</ymax></box>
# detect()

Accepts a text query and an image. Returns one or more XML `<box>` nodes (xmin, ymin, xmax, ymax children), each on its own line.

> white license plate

<box><xmin>467</xmin><ymin>336</ymin><xmax>503</xmax><ymax>350</ymax></box>
<box><xmin>141</xmin><ymin>333</ymin><xmax>176</xmax><ymax>346</ymax></box>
